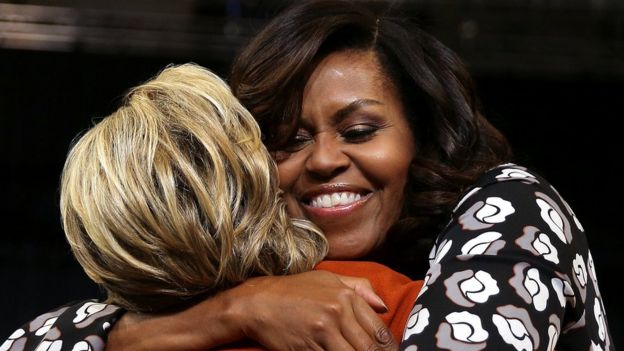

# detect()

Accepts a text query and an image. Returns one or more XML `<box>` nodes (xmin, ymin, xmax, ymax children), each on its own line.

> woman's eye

<box><xmin>341</xmin><ymin>125</ymin><xmax>378</xmax><ymax>143</ymax></box>
<box><xmin>283</xmin><ymin>132</ymin><xmax>312</xmax><ymax>152</ymax></box>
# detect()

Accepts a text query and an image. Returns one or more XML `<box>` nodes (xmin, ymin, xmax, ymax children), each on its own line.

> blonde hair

<box><xmin>61</xmin><ymin>63</ymin><xmax>327</xmax><ymax>312</ymax></box>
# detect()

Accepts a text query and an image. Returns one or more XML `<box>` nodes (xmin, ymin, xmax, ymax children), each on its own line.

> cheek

<box><xmin>363</xmin><ymin>140</ymin><xmax>414</xmax><ymax>192</ymax></box>
<box><xmin>276</xmin><ymin>160</ymin><xmax>304</xmax><ymax>218</ymax></box>
<box><xmin>276</xmin><ymin>159</ymin><xmax>298</xmax><ymax>192</ymax></box>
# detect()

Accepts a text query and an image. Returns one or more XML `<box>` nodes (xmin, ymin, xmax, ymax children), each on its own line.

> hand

<box><xmin>229</xmin><ymin>270</ymin><xmax>397</xmax><ymax>351</ymax></box>
<box><xmin>106</xmin><ymin>271</ymin><xmax>396</xmax><ymax>351</ymax></box>
<box><xmin>335</xmin><ymin>274</ymin><xmax>389</xmax><ymax>313</ymax></box>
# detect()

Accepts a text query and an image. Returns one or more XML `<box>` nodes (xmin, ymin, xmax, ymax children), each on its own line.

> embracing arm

<box><xmin>1</xmin><ymin>271</ymin><xmax>394</xmax><ymax>351</ymax></box>
<box><xmin>107</xmin><ymin>289</ymin><xmax>242</xmax><ymax>351</ymax></box>
<box><xmin>107</xmin><ymin>270</ymin><xmax>397</xmax><ymax>351</ymax></box>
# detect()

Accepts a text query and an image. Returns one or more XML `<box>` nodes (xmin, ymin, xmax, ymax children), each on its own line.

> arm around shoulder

<box><xmin>106</xmin><ymin>287</ymin><xmax>245</xmax><ymax>351</ymax></box>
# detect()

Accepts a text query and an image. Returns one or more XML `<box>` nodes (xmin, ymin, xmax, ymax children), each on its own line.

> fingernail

<box><xmin>376</xmin><ymin>327</ymin><xmax>393</xmax><ymax>345</ymax></box>
<box><xmin>376</xmin><ymin>296</ymin><xmax>389</xmax><ymax>312</ymax></box>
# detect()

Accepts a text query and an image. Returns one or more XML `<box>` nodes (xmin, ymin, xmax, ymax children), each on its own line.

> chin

<box><xmin>324</xmin><ymin>236</ymin><xmax>378</xmax><ymax>260</ymax></box>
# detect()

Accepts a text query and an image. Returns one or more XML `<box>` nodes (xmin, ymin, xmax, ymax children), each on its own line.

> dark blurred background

<box><xmin>1</xmin><ymin>0</ymin><xmax>622</xmax><ymax>346</ymax></box>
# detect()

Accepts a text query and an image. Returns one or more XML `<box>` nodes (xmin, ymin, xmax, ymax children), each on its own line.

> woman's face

<box><xmin>276</xmin><ymin>50</ymin><xmax>416</xmax><ymax>259</ymax></box>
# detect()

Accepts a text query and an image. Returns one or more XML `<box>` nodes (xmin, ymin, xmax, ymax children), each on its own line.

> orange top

<box><xmin>217</xmin><ymin>261</ymin><xmax>423</xmax><ymax>350</ymax></box>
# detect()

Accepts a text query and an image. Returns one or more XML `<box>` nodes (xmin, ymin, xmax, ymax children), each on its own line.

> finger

<box><xmin>337</xmin><ymin>276</ymin><xmax>388</xmax><ymax>313</ymax></box>
<box><xmin>334</xmin><ymin>301</ymin><xmax>379</xmax><ymax>351</ymax></box>
<box><xmin>321</xmin><ymin>330</ymin><xmax>357</xmax><ymax>351</ymax></box>
<box><xmin>351</xmin><ymin>297</ymin><xmax>398</xmax><ymax>351</ymax></box>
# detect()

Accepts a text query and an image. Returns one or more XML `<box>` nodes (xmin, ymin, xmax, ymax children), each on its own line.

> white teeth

<box><xmin>331</xmin><ymin>193</ymin><xmax>341</xmax><ymax>204</ymax></box>
<box><xmin>308</xmin><ymin>192</ymin><xmax>364</xmax><ymax>208</ymax></box>
<box><xmin>322</xmin><ymin>194</ymin><xmax>331</xmax><ymax>207</ymax></box>
<box><xmin>340</xmin><ymin>193</ymin><xmax>348</xmax><ymax>203</ymax></box>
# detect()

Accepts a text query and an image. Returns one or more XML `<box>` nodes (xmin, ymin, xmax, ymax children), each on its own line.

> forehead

<box><xmin>301</xmin><ymin>50</ymin><xmax>402</xmax><ymax>119</ymax></box>
<box><xmin>304</xmin><ymin>50</ymin><xmax>390</xmax><ymax>94</ymax></box>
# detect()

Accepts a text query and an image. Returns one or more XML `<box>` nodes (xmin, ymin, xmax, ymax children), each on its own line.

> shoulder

<box><xmin>429</xmin><ymin>163</ymin><xmax>590</xmax><ymax>273</ymax></box>
<box><xmin>418</xmin><ymin>164</ymin><xmax>614</xmax><ymax>351</ymax></box>
<box><xmin>452</xmin><ymin>163</ymin><xmax>584</xmax><ymax>238</ymax></box>
<box><xmin>1</xmin><ymin>300</ymin><xmax>125</xmax><ymax>351</ymax></box>
<box><xmin>455</xmin><ymin>163</ymin><xmax>564</xmax><ymax>209</ymax></box>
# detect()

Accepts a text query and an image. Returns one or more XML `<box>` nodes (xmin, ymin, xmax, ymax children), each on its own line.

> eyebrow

<box><xmin>332</xmin><ymin>99</ymin><xmax>383</xmax><ymax>125</ymax></box>
<box><xmin>299</xmin><ymin>98</ymin><xmax>383</xmax><ymax>130</ymax></box>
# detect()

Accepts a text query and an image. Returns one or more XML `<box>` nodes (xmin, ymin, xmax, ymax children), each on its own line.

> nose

<box><xmin>304</xmin><ymin>133</ymin><xmax>350</xmax><ymax>179</ymax></box>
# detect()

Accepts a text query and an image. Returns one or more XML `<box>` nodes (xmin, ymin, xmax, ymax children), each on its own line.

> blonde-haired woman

<box><xmin>3</xmin><ymin>63</ymin><xmax>418</xmax><ymax>351</ymax></box>
<box><xmin>60</xmin><ymin>62</ymin><xmax>327</xmax><ymax>312</ymax></box>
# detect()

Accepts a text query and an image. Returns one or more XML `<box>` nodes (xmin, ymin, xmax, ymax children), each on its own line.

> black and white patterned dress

<box><xmin>2</xmin><ymin>164</ymin><xmax>614</xmax><ymax>351</ymax></box>
<box><xmin>1</xmin><ymin>300</ymin><xmax>123</xmax><ymax>351</ymax></box>
<box><xmin>400</xmin><ymin>164</ymin><xmax>614</xmax><ymax>351</ymax></box>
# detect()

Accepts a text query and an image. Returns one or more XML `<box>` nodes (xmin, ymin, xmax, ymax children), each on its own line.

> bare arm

<box><xmin>106</xmin><ymin>290</ymin><xmax>242</xmax><ymax>351</ymax></box>
<box><xmin>107</xmin><ymin>270</ymin><xmax>397</xmax><ymax>351</ymax></box>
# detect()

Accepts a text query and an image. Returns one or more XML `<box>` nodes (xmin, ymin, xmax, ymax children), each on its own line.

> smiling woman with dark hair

<box><xmin>3</xmin><ymin>1</ymin><xmax>614</xmax><ymax>351</ymax></box>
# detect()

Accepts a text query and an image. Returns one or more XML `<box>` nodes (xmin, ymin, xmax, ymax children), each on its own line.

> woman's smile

<box><xmin>307</xmin><ymin>192</ymin><xmax>364</xmax><ymax>209</ymax></box>
<box><xmin>301</xmin><ymin>184</ymin><xmax>372</xmax><ymax>216</ymax></box>
<box><xmin>276</xmin><ymin>50</ymin><xmax>416</xmax><ymax>259</ymax></box>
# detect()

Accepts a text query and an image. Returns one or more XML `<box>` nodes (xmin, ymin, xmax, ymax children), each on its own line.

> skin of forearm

<box><xmin>105</xmin><ymin>289</ymin><xmax>245</xmax><ymax>351</ymax></box>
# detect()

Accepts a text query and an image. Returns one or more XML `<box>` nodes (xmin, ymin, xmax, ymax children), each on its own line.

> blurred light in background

<box><xmin>1</xmin><ymin>0</ymin><xmax>623</xmax><ymax>77</ymax></box>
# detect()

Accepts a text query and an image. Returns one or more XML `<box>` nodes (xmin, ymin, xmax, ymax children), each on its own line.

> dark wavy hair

<box><xmin>229</xmin><ymin>0</ymin><xmax>513</xmax><ymax>277</ymax></box>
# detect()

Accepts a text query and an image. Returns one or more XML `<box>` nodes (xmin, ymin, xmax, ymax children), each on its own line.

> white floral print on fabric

<box><xmin>430</xmin><ymin>239</ymin><xmax>453</xmax><ymax>265</ymax></box>
<box><xmin>443</xmin><ymin>270</ymin><xmax>499</xmax><ymax>307</ymax></box>
<box><xmin>572</xmin><ymin>254</ymin><xmax>588</xmax><ymax>303</ymax></box>
<box><xmin>1</xmin><ymin>300</ymin><xmax>124</xmax><ymax>351</ymax></box>
<box><xmin>460</xmin><ymin>231</ymin><xmax>505</xmax><ymax>257</ymax></box>
<box><xmin>436</xmin><ymin>312</ymin><xmax>488</xmax><ymax>351</ymax></box>
<box><xmin>34</xmin><ymin>340</ymin><xmax>63</xmax><ymax>351</ymax></box>
<box><xmin>573</xmin><ymin>254</ymin><xmax>588</xmax><ymax>288</ymax></box>
<box><xmin>594</xmin><ymin>298</ymin><xmax>607</xmax><ymax>343</ymax></box>
<box><xmin>418</xmin><ymin>240</ymin><xmax>452</xmax><ymax>298</ymax></box>
<box><xmin>34</xmin><ymin>318</ymin><xmax>57</xmax><ymax>337</ymax></box>
<box><xmin>492</xmin><ymin>305</ymin><xmax>540</xmax><ymax>351</ymax></box>
<box><xmin>475</xmin><ymin>197</ymin><xmax>515</xmax><ymax>224</ymax></box>
<box><xmin>509</xmin><ymin>263</ymin><xmax>549</xmax><ymax>311</ymax></box>
<box><xmin>71</xmin><ymin>335</ymin><xmax>105</xmax><ymax>351</ymax></box>
<box><xmin>591</xmin><ymin>341</ymin><xmax>605</xmax><ymax>351</ymax></box>
<box><xmin>587</xmin><ymin>252</ymin><xmax>602</xmax><ymax>297</ymax></box>
<box><xmin>417</xmin><ymin>269</ymin><xmax>435</xmax><ymax>299</ymax></box>
<box><xmin>403</xmin><ymin>305</ymin><xmax>430</xmax><ymax>341</ymax></box>
<box><xmin>72</xmin><ymin>341</ymin><xmax>92</xmax><ymax>351</ymax></box>
<box><xmin>551</xmin><ymin>276</ymin><xmax>576</xmax><ymax>308</ymax></box>
<box><xmin>549</xmin><ymin>184</ymin><xmax>584</xmax><ymax>232</ymax></box>
<box><xmin>495</xmin><ymin>167</ymin><xmax>539</xmax><ymax>184</ymax></box>
<box><xmin>399</xmin><ymin>165</ymin><xmax>613</xmax><ymax>351</ymax></box>
<box><xmin>73</xmin><ymin>303</ymin><xmax>121</xmax><ymax>330</ymax></box>
<box><xmin>459</xmin><ymin>197</ymin><xmax>515</xmax><ymax>231</ymax></box>
<box><xmin>546</xmin><ymin>314</ymin><xmax>561</xmax><ymax>351</ymax></box>
<box><xmin>0</xmin><ymin>329</ymin><xmax>26</xmax><ymax>351</ymax></box>
<box><xmin>535</xmin><ymin>192</ymin><xmax>573</xmax><ymax>244</ymax></box>
<box><xmin>27</xmin><ymin>308</ymin><xmax>68</xmax><ymax>335</ymax></box>
<box><xmin>515</xmin><ymin>226</ymin><xmax>560</xmax><ymax>264</ymax></box>
<box><xmin>73</xmin><ymin>303</ymin><xmax>107</xmax><ymax>324</ymax></box>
